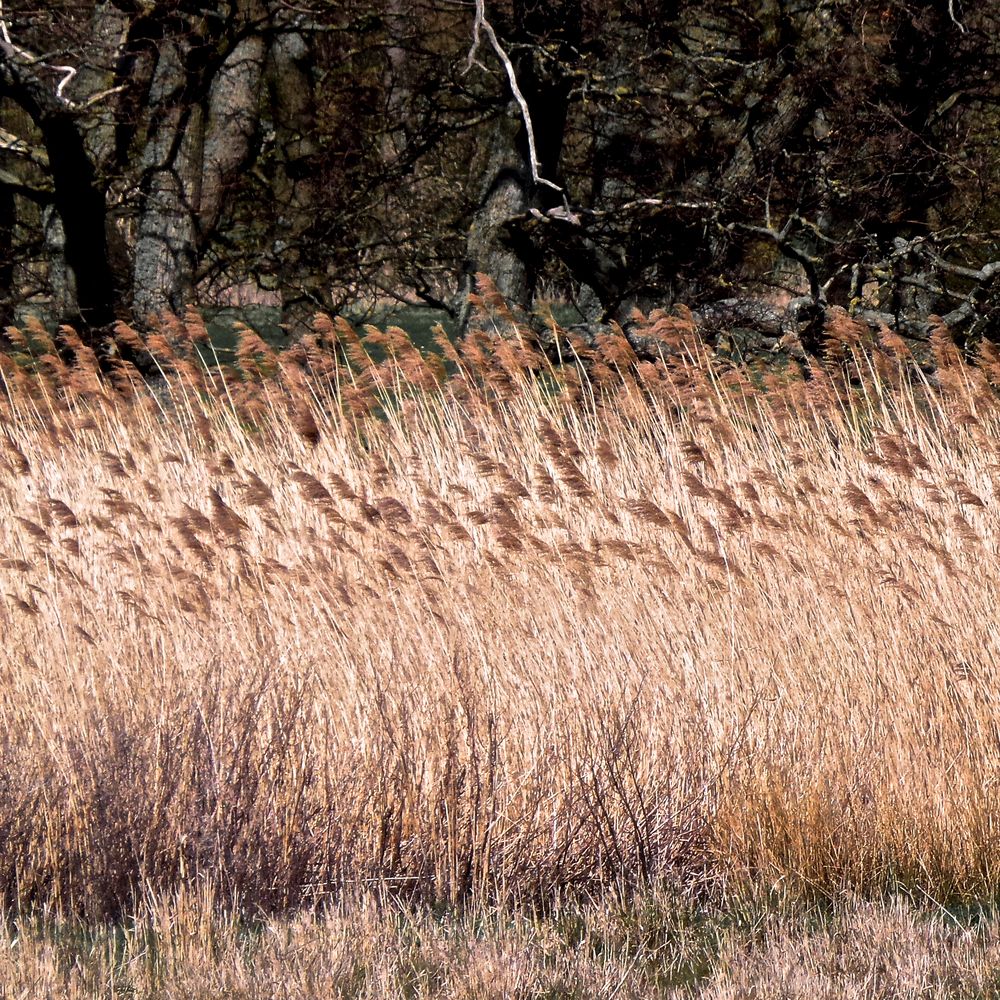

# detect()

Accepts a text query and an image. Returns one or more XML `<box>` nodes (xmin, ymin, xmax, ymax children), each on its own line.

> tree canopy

<box><xmin>0</xmin><ymin>0</ymin><xmax>997</xmax><ymax>354</ymax></box>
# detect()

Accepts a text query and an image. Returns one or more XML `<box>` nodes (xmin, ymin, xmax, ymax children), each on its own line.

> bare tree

<box><xmin>446</xmin><ymin>0</ymin><xmax>1000</xmax><ymax>352</ymax></box>
<box><xmin>0</xmin><ymin>0</ymin><xmax>996</xmax><ymax>356</ymax></box>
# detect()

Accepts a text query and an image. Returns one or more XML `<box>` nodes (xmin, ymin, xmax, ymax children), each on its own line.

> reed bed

<box><xmin>1</xmin><ymin>302</ymin><xmax>1000</xmax><ymax>990</ymax></box>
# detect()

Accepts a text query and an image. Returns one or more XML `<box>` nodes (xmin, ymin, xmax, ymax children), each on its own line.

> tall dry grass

<box><xmin>2</xmin><ymin>888</ymin><xmax>998</xmax><ymax>998</ymax></box>
<box><xmin>0</xmin><ymin>303</ymin><xmax>999</xmax><ymax>934</ymax></box>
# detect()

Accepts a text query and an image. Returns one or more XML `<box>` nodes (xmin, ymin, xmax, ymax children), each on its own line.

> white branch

<box><xmin>0</xmin><ymin>0</ymin><xmax>80</xmax><ymax>106</ymax></box>
<box><xmin>0</xmin><ymin>0</ymin><xmax>32</xmax><ymax>58</ymax></box>
<box><xmin>465</xmin><ymin>0</ymin><xmax>562</xmax><ymax>193</ymax></box>
<box><xmin>948</xmin><ymin>0</ymin><xmax>967</xmax><ymax>33</ymax></box>
<box><xmin>54</xmin><ymin>64</ymin><xmax>77</xmax><ymax>100</ymax></box>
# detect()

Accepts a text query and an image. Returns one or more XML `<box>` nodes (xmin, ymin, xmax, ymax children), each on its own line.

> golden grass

<box><xmin>2</xmin><ymin>306</ymin><xmax>1000</xmax><ymax>990</ymax></box>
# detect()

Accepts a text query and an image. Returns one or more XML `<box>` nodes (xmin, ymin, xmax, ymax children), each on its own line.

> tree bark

<box><xmin>266</xmin><ymin>28</ymin><xmax>327</xmax><ymax>333</ymax></box>
<box><xmin>200</xmin><ymin>34</ymin><xmax>266</xmax><ymax>236</ymax></box>
<box><xmin>463</xmin><ymin>103</ymin><xmax>534</xmax><ymax>323</ymax></box>
<box><xmin>132</xmin><ymin>38</ymin><xmax>203</xmax><ymax>319</ymax></box>
<box><xmin>461</xmin><ymin>14</ymin><xmax>573</xmax><ymax>329</ymax></box>
<box><xmin>382</xmin><ymin>0</ymin><xmax>412</xmax><ymax>160</ymax></box>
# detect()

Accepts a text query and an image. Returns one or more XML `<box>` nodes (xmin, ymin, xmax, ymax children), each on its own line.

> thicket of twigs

<box><xmin>0</xmin><ymin>296</ymin><xmax>999</xmax><ymax>940</ymax></box>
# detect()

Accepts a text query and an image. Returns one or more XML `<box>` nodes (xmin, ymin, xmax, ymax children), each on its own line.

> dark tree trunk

<box><xmin>1</xmin><ymin>38</ymin><xmax>119</xmax><ymax>334</ymax></box>
<box><xmin>463</xmin><ymin>104</ymin><xmax>534</xmax><ymax>321</ymax></box>
<box><xmin>38</xmin><ymin>117</ymin><xmax>116</xmax><ymax>330</ymax></box>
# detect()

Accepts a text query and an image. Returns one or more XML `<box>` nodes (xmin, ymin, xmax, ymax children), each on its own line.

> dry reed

<box><xmin>0</xmin><ymin>310</ymin><xmax>999</xmax><ymax>990</ymax></box>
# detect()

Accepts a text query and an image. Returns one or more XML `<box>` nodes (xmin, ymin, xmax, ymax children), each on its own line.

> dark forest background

<box><xmin>1</xmin><ymin>0</ymin><xmax>998</xmax><ymax>357</ymax></box>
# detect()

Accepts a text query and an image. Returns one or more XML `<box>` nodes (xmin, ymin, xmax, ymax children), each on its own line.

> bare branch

<box><xmin>726</xmin><ymin>217</ymin><xmax>824</xmax><ymax>304</ymax></box>
<box><xmin>0</xmin><ymin>0</ymin><xmax>85</xmax><ymax>107</ymax></box>
<box><xmin>465</xmin><ymin>0</ymin><xmax>562</xmax><ymax>193</ymax></box>
<box><xmin>0</xmin><ymin>125</ymin><xmax>48</xmax><ymax>166</ymax></box>
<box><xmin>948</xmin><ymin>0</ymin><xmax>967</xmax><ymax>33</ymax></box>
